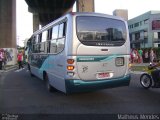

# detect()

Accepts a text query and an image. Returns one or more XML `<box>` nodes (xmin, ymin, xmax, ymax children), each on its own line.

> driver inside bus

<box><xmin>148</xmin><ymin>61</ymin><xmax>160</xmax><ymax>87</ymax></box>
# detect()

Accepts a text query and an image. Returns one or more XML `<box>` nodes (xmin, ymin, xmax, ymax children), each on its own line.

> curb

<box><xmin>130</xmin><ymin>71</ymin><xmax>144</xmax><ymax>74</ymax></box>
<box><xmin>4</xmin><ymin>65</ymin><xmax>18</xmax><ymax>72</ymax></box>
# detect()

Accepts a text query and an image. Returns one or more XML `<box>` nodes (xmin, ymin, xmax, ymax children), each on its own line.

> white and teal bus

<box><xmin>28</xmin><ymin>12</ymin><xmax>131</xmax><ymax>93</ymax></box>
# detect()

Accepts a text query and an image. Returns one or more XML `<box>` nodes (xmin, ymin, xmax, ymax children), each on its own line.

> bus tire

<box><xmin>28</xmin><ymin>64</ymin><xmax>34</xmax><ymax>77</ymax></box>
<box><xmin>140</xmin><ymin>73</ymin><xmax>152</xmax><ymax>89</ymax></box>
<box><xmin>44</xmin><ymin>73</ymin><xmax>54</xmax><ymax>92</ymax></box>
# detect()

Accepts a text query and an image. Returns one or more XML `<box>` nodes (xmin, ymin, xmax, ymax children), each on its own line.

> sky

<box><xmin>16</xmin><ymin>0</ymin><xmax>160</xmax><ymax>46</ymax></box>
<box><xmin>16</xmin><ymin>0</ymin><xmax>33</xmax><ymax>47</ymax></box>
<box><xmin>94</xmin><ymin>0</ymin><xmax>160</xmax><ymax>19</ymax></box>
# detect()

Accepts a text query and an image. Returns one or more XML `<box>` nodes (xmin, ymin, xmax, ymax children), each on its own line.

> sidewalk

<box><xmin>5</xmin><ymin>64</ymin><xmax>18</xmax><ymax>71</ymax></box>
<box><xmin>0</xmin><ymin>64</ymin><xmax>18</xmax><ymax>73</ymax></box>
<box><xmin>131</xmin><ymin>63</ymin><xmax>150</xmax><ymax>67</ymax></box>
<box><xmin>130</xmin><ymin>62</ymin><xmax>150</xmax><ymax>74</ymax></box>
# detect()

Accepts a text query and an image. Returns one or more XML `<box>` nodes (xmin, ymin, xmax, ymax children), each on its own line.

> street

<box><xmin>0</xmin><ymin>68</ymin><xmax>160</xmax><ymax>115</ymax></box>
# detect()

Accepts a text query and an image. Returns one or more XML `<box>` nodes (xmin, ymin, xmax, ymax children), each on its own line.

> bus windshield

<box><xmin>76</xmin><ymin>16</ymin><xmax>127</xmax><ymax>46</ymax></box>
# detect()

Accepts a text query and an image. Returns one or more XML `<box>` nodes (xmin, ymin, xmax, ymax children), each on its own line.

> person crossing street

<box><xmin>17</xmin><ymin>51</ymin><xmax>24</xmax><ymax>69</ymax></box>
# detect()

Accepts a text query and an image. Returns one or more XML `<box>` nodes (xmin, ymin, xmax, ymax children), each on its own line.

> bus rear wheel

<box><xmin>28</xmin><ymin>64</ymin><xmax>34</xmax><ymax>77</ymax></box>
<box><xmin>44</xmin><ymin>73</ymin><xmax>54</xmax><ymax>92</ymax></box>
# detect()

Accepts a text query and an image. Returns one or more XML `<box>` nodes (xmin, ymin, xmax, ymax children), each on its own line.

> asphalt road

<box><xmin>0</xmin><ymin>68</ymin><xmax>160</xmax><ymax>119</ymax></box>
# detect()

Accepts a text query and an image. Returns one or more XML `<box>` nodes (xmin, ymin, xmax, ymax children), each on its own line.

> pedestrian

<box><xmin>17</xmin><ymin>51</ymin><xmax>24</xmax><ymax>69</ymax></box>
<box><xmin>0</xmin><ymin>49</ymin><xmax>4</xmax><ymax>71</ymax></box>
<box><xmin>150</xmin><ymin>48</ymin><xmax>154</xmax><ymax>63</ymax></box>
<box><xmin>133</xmin><ymin>49</ymin><xmax>138</xmax><ymax>63</ymax></box>
<box><xmin>138</xmin><ymin>48</ymin><xmax>143</xmax><ymax>63</ymax></box>
<box><xmin>132</xmin><ymin>49</ymin><xmax>136</xmax><ymax>63</ymax></box>
<box><xmin>144</xmin><ymin>50</ymin><xmax>149</xmax><ymax>63</ymax></box>
<box><xmin>130</xmin><ymin>49</ymin><xmax>134</xmax><ymax>63</ymax></box>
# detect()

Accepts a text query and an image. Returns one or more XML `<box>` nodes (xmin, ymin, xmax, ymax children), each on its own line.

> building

<box><xmin>128</xmin><ymin>11</ymin><xmax>160</xmax><ymax>48</ymax></box>
<box><xmin>113</xmin><ymin>9</ymin><xmax>128</xmax><ymax>21</ymax></box>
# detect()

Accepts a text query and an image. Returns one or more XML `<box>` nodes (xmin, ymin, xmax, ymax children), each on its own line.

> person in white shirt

<box><xmin>150</xmin><ymin>48</ymin><xmax>154</xmax><ymax>63</ymax></box>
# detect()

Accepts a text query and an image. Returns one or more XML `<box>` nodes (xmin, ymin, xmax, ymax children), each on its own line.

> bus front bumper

<box><xmin>65</xmin><ymin>74</ymin><xmax>131</xmax><ymax>93</ymax></box>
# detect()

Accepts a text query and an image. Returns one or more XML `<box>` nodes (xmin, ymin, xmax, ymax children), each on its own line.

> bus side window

<box><xmin>38</xmin><ymin>34</ymin><xmax>42</xmax><ymax>53</ymax></box>
<box><xmin>63</xmin><ymin>22</ymin><xmax>66</xmax><ymax>37</ymax></box>
<box><xmin>47</xmin><ymin>29</ymin><xmax>52</xmax><ymax>53</ymax></box>
<box><xmin>32</xmin><ymin>36</ymin><xmax>36</xmax><ymax>53</ymax></box>
<box><xmin>32</xmin><ymin>36</ymin><xmax>36</xmax><ymax>44</ymax></box>
<box><xmin>50</xmin><ymin>25</ymin><xmax>59</xmax><ymax>53</ymax></box>
<box><xmin>50</xmin><ymin>40</ymin><xmax>57</xmax><ymax>53</ymax></box>
<box><xmin>40</xmin><ymin>31</ymin><xmax>47</xmax><ymax>53</ymax></box>
<box><xmin>57</xmin><ymin>22</ymin><xmax>66</xmax><ymax>53</ymax></box>
<box><xmin>33</xmin><ymin>34</ymin><xmax>41</xmax><ymax>53</ymax></box>
<box><xmin>51</xmin><ymin>25</ymin><xmax>59</xmax><ymax>39</ymax></box>
<box><xmin>33</xmin><ymin>44</ymin><xmax>39</xmax><ymax>53</ymax></box>
<box><xmin>58</xmin><ymin>23</ymin><xmax>64</xmax><ymax>38</ymax></box>
<box><xmin>38</xmin><ymin>33</ymin><xmax>42</xmax><ymax>43</ymax></box>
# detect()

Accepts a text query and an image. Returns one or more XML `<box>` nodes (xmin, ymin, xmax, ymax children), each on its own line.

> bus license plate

<box><xmin>97</xmin><ymin>72</ymin><xmax>110</xmax><ymax>79</ymax></box>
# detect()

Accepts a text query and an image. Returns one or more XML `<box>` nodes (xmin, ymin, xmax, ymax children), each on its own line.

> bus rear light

<box><xmin>67</xmin><ymin>59</ymin><xmax>74</xmax><ymax>64</ymax></box>
<box><xmin>67</xmin><ymin>66</ymin><xmax>74</xmax><ymax>70</ymax></box>
<box><xmin>128</xmin><ymin>63</ymin><xmax>132</xmax><ymax>69</ymax></box>
<box><xmin>67</xmin><ymin>72</ymin><xmax>74</xmax><ymax>76</ymax></box>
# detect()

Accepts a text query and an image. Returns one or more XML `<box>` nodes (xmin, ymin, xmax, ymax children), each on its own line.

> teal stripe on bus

<box><xmin>77</xmin><ymin>55</ymin><xmax>123</xmax><ymax>62</ymax></box>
